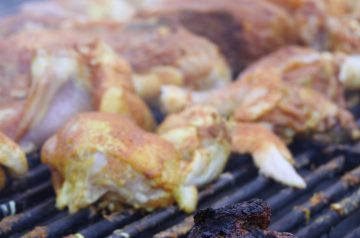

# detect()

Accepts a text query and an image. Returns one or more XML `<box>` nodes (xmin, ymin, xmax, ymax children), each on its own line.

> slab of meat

<box><xmin>188</xmin><ymin>199</ymin><xmax>296</xmax><ymax>238</ymax></box>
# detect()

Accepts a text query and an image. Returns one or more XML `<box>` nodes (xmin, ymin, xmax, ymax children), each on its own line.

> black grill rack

<box><xmin>1</xmin><ymin>1</ymin><xmax>360</xmax><ymax>237</ymax></box>
<box><xmin>0</xmin><ymin>128</ymin><xmax>359</xmax><ymax>238</ymax></box>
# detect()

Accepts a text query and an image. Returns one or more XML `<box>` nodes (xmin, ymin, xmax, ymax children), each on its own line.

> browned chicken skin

<box><xmin>0</xmin><ymin>40</ymin><xmax>155</xmax><ymax>152</ymax></box>
<box><xmin>4</xmin><ymin>18</ymin><xmax>231</xmax><ymax>104</ymax></box>
<box><xmin>41</xmin><ymin>112</ymin><xmax>198</xmax><ymax>213</ymax></box>
<box><xmin>188</xmin><ymin>199</ymin><xmax>296</xmax><ymax>238</ymax></box>
<box><xmin>0</xmin><ymin>132</ymin><xmax>27</xmax><ymax>190</ymax></box>
<box><xmin>161</xmin><ymin>68</ymin><xmax>359</xmax><ymax>143</ymax></box>
<box><xmin>42</xmin><ymin>106</ymin><xmax>233</xmax><ymax>213</ymax></box>
<box><xmin>158</xmin><ymin>105</ymin><xmax>231</xmax><ymax>188</ymax></box>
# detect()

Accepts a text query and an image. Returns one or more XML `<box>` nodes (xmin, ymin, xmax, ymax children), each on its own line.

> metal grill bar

<box><xmin>106</xmin><ymin>165</ymin><xmax>256</xmax><ymax>238</ymax></box>
<box><xmin>0</xmin><ymin>165</ymin><xmax>50</xmax><ymax>197</ymax></box>
<box><xmin>296</xmin><ymin>187</ymin><xmax>360</xmax><ymax>238</ymax></box>
<box><xmin>0</xmin><ymin>199</ymin><xmax>56</xmax><ymax>238</ymax></box>
<box><xmin>268</xmin><ymin>156</ymin><xmax>346</xmax><ymax>212</ymax></box>
<box><xmin>271</xmin><ymin>165</ymin><xmax>360</xmax><ymax>232</ymax></box>
<box><xmin>151</xmin><ymin>155</ymin><xmax>352</xmax><ymax>238</ymax></box>
<box><xmin>22</xmin><ymin>208</ymin><xmax>98</xmax><ymax>238</ymax></box>
<box><xmin>0</xmin><ymin>182</ymin><xmax>53</xmax><ymax>219</ymax></box>
<box><xmin>344</xmin><ymin>226</ymin><xmax>360</xmax><ymax>238</ymax></box>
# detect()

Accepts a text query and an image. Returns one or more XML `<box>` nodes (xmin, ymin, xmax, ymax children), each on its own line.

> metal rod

<box><xmin>0</xmin><ymin>165</ymin><xmax>50</xmax><ymax>197</ymax></box>
<box><xmin>0</xmin><ymin>182</ymin><xmax>54</xmax><ymax>219</ymax></box>
<box><xmin>106</xmin><ymin>150</ymin><xmax>317</xmax><ymax>238</ymax></box>
<box><xmin>0</xmin><ymin>198</ymin><xmax>56</xmax><ymax>238</ymax></box>
<box><xmin>344</xmin><ymin>226</ymin><xmax>360</xmax><ymax>238</ymax></box>
<box><xmin>271</xmin><ymin>165</ymin><xmax>360</xmax><ymax>232</ymax></box>
<box><xmin>268</xmin><ymin>156</ymin><xmax>346</xmax><ymax>213</ymax></box>
<box><xmin>296</xmin><ymin>187</ymin><xmax>360</xmax><ymax>238</ymax></box>
<box><xmin>105</xmin><ymin>166</ymin><xmax>255</xmax><ymax>238</ymax></box>
<box><xmin>22</xmin><ymin>208</ymin><xmax>98</xmax><ymax>238</ymax></box>
<box><xmin>149</xmin><ymin>154</ymin><xmax>342</xmax><ymax>238</ymax></box>
<box><xmin>68</xmin><ymin>211</ymin><xmax>140</xmax><ymax>238</ymax></box>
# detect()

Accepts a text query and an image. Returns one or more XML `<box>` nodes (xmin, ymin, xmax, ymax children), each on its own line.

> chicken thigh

<box><xmin>42</xmin><ymin>112</ymin><xmax>197</xmax><ymax>213</ymax></box>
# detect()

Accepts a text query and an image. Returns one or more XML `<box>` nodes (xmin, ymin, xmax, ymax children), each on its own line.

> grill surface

<box><xmin>1</xmin><ymin>1</ymin><xmax>360</xmax><ymax>238</ymax></box>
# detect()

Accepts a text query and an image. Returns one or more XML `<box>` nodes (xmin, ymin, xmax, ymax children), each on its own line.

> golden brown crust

<box><xmin>77</xmin><ymin>41</ymin><xmax>155</xmax><ymax>130</ymax></box>
<box><xmin>41</xmin><ymin>112</ymin><xmax>188</xmax><ymax>212</ymax></box>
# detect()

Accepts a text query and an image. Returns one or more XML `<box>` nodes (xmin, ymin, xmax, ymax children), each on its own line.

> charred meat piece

<box><xmin>188</xmin><ymin>199</ymin><xmax>296</xmax><ymax>238</ymax></box>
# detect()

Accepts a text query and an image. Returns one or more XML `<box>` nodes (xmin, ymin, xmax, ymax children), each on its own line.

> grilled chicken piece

<box><xmin>6</xmin><ymin>19</ymin><xmax>231</xmax><ymax>105</ymax></box>
<box><xmin>158</xmin><ymin>105</ymin><xmax>303</xmax><ymax>188</ymax></box>
<box><xmin>42</xmin><ymin>112</ymin><xmax>197</xmax><ymax>213</ymax></box>
<box><xmin>291</xmin><ymin>0</ymin><xmax>360</xmax><ymax>53</ymax></box>
<box><xmin>161</xmin><ymin>68</ymin><xmax>359</xmax><ymax>143</ymax></box>
<box><xmin>188</xmin><ymin>199</ymin><xmax>296</xmax><ymax>238</ymax></box>
<box><xmin>158</xmin><ymin>105</ymin><xmax>231</xmax><ymax>187</ymax></box>
<box><xmin>228</xmin><ymin>122</ymin><xmax>305</xmax><ymax>188</ymax></box>
<box><xmin>242</xmin><ymin>46</ymin><xmax>360</xmax><ymax>103</ymax></box>
<box><xmin>0</xmin><ymin>132</ymin><xmax>27</xmax><ymax>190</ymax></box>
<box><xmin>0</xmin><ymin>40</ymin><xmax>154</xmax><ymax>152</ymax></box>
<box><xmin>141</xmin><ymin>0</ymin><xmax>298</xmax><ymax>74</ymax></box>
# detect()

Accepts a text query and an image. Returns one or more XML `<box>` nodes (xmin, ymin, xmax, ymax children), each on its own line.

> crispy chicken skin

<box><xmin>158</xmin><ymin>105</ymin><xmax>231</xmax><ymax>187</ymax></box>
<box><xmin>6</xmin><ymin>19</ymin><xmax>231</xmax><ymax>104</ymax></box>
<box><xmin>0</xmin><ymin>132</ymin><xmax>27</xmax><ymax>190</ymax></box>
<box><xmin>291</xmin><ymin>0</ymin><xmax>360</xmax><ymax>53</ymax></box>
<box><xmin>188</xmin><ymin>199</ymin><xmax>296</xmax><ymax>238</ymax></box>
<box><xmin>160</xmin><ymin>68</ymin><xmax>359</xmax><ymax>187</ymax></box>
<box><xmin>0</xmin><ymin>40</ymin><xmax>154</xmax><ymax>152</ymax></box>
<box><xmin>141</xmin><ymin>0</ymin><xmax>299</xmax><ymax>74</ymax></box>
<box><xmin>41</xmin><ymin>112</ymin><xmax>197</xmax><ymax>213</ymax></box>
<box><xmin>240</xmin><ymin>46</ymin><xmax>360</xmax><ymax>110</ymax></box>
<box><xmin>161</xmin><ymin>68</ymin><xmax>359</xmax><ymax>143</ymax></box>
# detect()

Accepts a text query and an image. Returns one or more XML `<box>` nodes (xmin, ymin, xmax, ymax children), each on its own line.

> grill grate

<box><xmin>0</xmin><ymin>139</ymin><xmax>359</xmax><ymax>238</ymax></box>
<box><xmin>1</xmin><ymin>1</ymin><xmax>360</xmax><ymax>237</ymax></box>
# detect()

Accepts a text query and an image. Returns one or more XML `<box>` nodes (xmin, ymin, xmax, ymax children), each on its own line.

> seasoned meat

<box><xmin>41</xmin><ymin>112</ymin><xmax>198</xmax><ymax>213</ymax></box>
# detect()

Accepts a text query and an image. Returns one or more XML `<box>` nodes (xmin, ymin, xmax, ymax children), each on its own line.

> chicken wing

<box><xmin>228</xmin><ymin>122</ymin><xmax>305</xmax><ymax>188</ymax></box>
<box><xmin>242</xmin><ymin>46</ymin><xmax>360</xmax><ymax>104</ymax></box>
<box><xmin>41</xmin><ymin>112</ymin><xmax>197</xmax><ymax>213</ymax></box>
<box><xmin>0</xmin><ymin>132</ymin><xmax>27</xmax><ymax>190</ymax></box>
<box><xmin>160</xmin><ymin>68</ymin><xmax>359</xmax><ymax>143</ymax></box>
<box><xmin>141</xmin><ymin>0</ymin><xmax>299</xmax><ymax>74</ymax></box>
<box><xmin>158</xmin><ymin>105</ymin><xmax>304</xmax><ymax>188</ymax></box>
<box><xmin>0</xmin><ymin>40</ymin><xmax>154</xmax><ymax>152</ymax></box>
<box><xmin>158</xmin><ymin>105</ymin><xmax>231</xmax><ymax>187</ymax></box>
